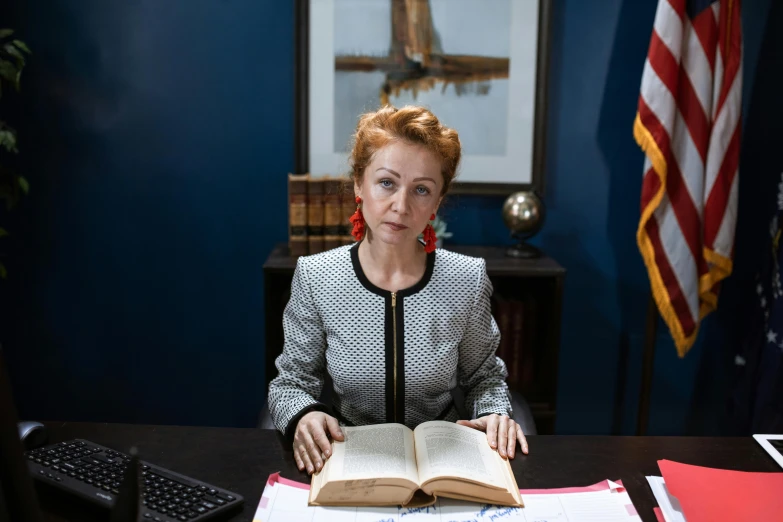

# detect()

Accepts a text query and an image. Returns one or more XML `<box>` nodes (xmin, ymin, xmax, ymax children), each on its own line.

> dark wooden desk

<box><xmin>28</xmin><ymin>422</ymin><xmax>780</xmax><ymax>522</ymax></box>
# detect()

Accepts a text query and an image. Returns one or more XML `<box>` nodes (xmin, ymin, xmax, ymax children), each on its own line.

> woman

<box><xmin>268</xmin><ymin>105</ymin><xmax>527</xmax><ymax>475</ymax></box>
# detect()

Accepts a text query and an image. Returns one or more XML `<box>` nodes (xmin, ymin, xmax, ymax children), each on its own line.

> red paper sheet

<box><xmin>658</xmin><ymin>459</ymin><xmax>783</xmax><ymax>522</ymax></box>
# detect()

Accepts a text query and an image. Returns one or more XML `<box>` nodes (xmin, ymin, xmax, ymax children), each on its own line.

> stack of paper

<box><xmin>647</xmin><ymin>460</ymin><xmax>783</xmax><ymax>522</ymax></box>
<box><xmin>253</xmin><ymin>473</ymin><xmax>643</xmax><ymax>522</ymax></box>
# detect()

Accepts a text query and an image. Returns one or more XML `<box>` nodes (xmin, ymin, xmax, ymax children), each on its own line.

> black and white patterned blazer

<box><xmin>267</xmin><ymin>242</ymin><xmax>512</xmax><ymax>436</ymax></box>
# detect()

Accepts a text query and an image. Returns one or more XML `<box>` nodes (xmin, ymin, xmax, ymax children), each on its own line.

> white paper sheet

<box><xmin>645</xmin><ymin>476</ymin><xmax>687</xmax><ymax>522</ymax></box>
<box><xmin>253</xmin><ymin>474</ymin><xmax>642</xmax><ymax>522</ymax></box>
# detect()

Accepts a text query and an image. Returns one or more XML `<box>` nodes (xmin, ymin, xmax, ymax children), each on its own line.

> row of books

<box><xmin>491</xmin><ymin>292</ymin><xmax>538</xmax><ymax>393</ymax></box>
<box><xmin>288</xmin><ymin>173</ymin><xmax>357</xmax><ymax>257</ymax></box>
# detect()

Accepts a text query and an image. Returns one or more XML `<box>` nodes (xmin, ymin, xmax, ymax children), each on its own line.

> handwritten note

<box><xmin>253</xmin><ymin>475</ymin><xmax>642</xmax><ymax>522</ymax></box>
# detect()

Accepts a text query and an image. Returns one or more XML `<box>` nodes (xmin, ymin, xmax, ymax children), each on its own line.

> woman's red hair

<box><xmin>348</xmin><ymin>105</ymin><xmax>461</xmax><ymax>195</ymax></box>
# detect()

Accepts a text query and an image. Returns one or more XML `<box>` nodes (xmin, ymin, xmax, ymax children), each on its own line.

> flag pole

<box><xmin>637</xmin><ymin>294</ymin><xmax>658</xmax><ymax>435</ymax></box>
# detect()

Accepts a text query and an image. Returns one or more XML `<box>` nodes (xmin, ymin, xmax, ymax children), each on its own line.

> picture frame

<box><xmin>294</xmin><ymin>0</ymin><xmax>553</xmax><ymax>196</ymax></box>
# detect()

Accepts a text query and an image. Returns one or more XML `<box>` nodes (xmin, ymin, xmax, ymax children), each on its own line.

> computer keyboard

<box><xmin>25</xmin><ymin>439</ymin><xmax>244</xmax><ymax>522</ymax></box>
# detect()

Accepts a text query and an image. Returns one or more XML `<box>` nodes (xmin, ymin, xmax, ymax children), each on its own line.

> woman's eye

<box><xmin>380</xmin><ymin>179</ymin><xmax>393</xmax><ymax>188</ymax></box>
<box><xmin>416</xmin><ymin>186</ymin><xmax>430</xmax><ymax>195</ymax></box>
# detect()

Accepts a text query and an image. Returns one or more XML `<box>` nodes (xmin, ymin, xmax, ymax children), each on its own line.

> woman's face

<box><xmin>355</xmin><ymin>140</ymin><xmax>444</xmax><ymax>249</ymax></box>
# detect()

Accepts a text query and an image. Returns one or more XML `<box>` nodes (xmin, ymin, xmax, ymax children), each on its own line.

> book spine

<box><xmin>509</xmin><ymin>299</ymin><xmax>524</xmax><ymax>391</ymax></box>
<box><xmin>307</xmin><ymin>176</ymin><xmax>325</xmax><ymax>255</ymax></box>
<box><xmin>521</xmin><ymin>296</ymin><xmax>536</xmax><ymax>391</ymax></box>
<box><xmin>341</xmin><ymin>179</ymin><xmax>357</xmax><ymax>245</ymax></box>
<box><xmin>288</xmin><ymin>173</ymin><xmax>309</xmax><ymax>257</ymax></box>
<box><xmin>323</xmin><ymin>177</ymin><xmax>343</xmax><ymax>252</ymax></box>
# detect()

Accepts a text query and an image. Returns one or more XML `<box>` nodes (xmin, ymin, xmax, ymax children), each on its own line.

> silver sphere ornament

<box><xmin>501</xmin><ymin>191</ymin><xmax>545</xmax><ymax>258</ymax></box>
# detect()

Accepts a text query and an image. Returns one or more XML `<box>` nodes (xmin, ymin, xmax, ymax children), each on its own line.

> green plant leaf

<box><xmin>0</xmin><ymin>59</ymin><xmax>18</xmax><ymax>83</ymax></box>
<box><xmin>18</xmin><ymin>176</ymin><xmax>28</xmax><ymax>194</ymax></box>
<box><xmin>12</xmin><ymin>40</ymin><xmax>30</xmax><ymax>54</ymax></box>
<box><xmin>4</xmin><ymin>44</ymin><xmax>25</xmax><ymax>67</ymax></box>
<box><xmin>0</xmin><ymin>263</ymin><xmax>6</xmax><ymax>279</ymax></box>
<box><xmin>0</xmin><ymin>29</ymin><xmax>13</xmax><ymax>39</ymax></box>
<box><xmin>0</xmin><ymin>227</ymin><xmax>7</xmax><ymax>237</ymax></box>
<box><xmin>0</xmin><ymin>128</ymin><xmax>17</xmax><ymax>153</ymax></box>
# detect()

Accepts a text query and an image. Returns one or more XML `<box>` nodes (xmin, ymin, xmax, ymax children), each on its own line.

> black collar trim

<box><xmin>350</xmin><ymin>241</ymin><xmax>435</xmax><ymax>298</ymax></box>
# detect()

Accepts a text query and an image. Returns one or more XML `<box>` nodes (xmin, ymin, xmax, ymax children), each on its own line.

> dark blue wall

<box><xmin>3</xmin><ymin>0</ymin><xmax>776</xmax><ymax>433</ymax></box>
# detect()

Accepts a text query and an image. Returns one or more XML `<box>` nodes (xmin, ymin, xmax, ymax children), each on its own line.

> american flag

<box><xmin>635</xmin><ymin>0</ymin><xmax>743</xmax><ymax>357</ymax></box>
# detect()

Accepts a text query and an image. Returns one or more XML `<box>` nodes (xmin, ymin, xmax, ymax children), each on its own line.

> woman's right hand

<box><xmin>293</xmin><ymin>411</ymin><xmax>344</xmax><ymax>474</ymax></box>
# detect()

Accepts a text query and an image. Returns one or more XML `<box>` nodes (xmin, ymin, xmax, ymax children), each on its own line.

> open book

<box><xmin>308</xmin><ymin>420</ymin><xmax>523</xmax><ymax>508</ymax></box>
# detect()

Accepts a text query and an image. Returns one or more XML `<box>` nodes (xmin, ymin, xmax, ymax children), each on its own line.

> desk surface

<box><xmin>30</xmin><ymin>422</ymin><xmax>780</xmax><ymax>522</ymax></box>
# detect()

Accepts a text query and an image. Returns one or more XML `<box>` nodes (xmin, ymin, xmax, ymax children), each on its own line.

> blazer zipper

<box><xmin>391</xmin><ymin>291</ymin><xmax>397</xmax><ymax>423</ymax></box>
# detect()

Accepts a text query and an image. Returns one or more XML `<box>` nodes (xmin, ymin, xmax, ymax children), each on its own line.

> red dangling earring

<box><xmin>422</xmin><ymin>213</ymin><xmax>437</xmax><ymax>253</ymax></box>
<box><xmin>350</xmin><ymin>196</ymin><xmax>365</xmax><ymax>241</ymax></box>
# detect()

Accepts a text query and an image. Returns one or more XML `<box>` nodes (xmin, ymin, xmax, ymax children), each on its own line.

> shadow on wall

<box><xmin>596</xmin><ymin>0</ymin><xmax>657</xmax><ymax>435</ymax></box>
<box><xmin>540</xmin><ymin>231</ymin><xmax>635</xmax><ymax>434</ymax></box>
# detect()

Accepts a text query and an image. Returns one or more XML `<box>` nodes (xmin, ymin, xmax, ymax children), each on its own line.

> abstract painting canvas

<box><xmin>298</xmin><ymin>0</ymin><xmax>551</xmax><ymax>194</ymax></box>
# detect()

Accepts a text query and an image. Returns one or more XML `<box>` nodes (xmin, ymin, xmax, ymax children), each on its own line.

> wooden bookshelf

<box><xmin>262</xmin><ymin>243</ymin><xmax>565</xmax><ymax>434</ymax></box>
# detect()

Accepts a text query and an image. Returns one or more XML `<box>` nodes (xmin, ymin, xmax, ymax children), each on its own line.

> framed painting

<box><xmin>294</xmin><ymin>0</ymin><xmax>553</xmax><ymax>195</ymax></box>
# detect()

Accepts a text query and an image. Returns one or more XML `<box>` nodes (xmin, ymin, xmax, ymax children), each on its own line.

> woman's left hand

<box><xmin>457</xmin><ymin>414</ymin><xmax>528</xmax><ymax>458</ymax></box>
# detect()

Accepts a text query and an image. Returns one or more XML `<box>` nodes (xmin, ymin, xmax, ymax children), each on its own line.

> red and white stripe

<box><xmin>635</xmin><ymin>0</ymin><xmax>742</xmax><ymax>356</ymax></box>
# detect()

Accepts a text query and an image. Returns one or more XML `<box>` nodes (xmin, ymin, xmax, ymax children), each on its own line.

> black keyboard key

<box><xmin>216</xmin><ymin>493</ymin><xmax>235</xmax><ymax>502</ymax></box>
<box><xmin>202</xmin><ymin>501</ymin><xmax>216</xmax><ymax>510</ymax></box>
<box><xmin>93</xmin><ymin>455</ymin><xmax>113</xmax><ymax>465</ymax></box>
<box><xmin>194</xmin><ymin>507</ymin><xmax>206</xmax><ymax>514</ymax></box>
<box><xmin>42</xmin><ymin>461</ymin><xmax>51</xmax><ymax>467</ymax></box>
<box><xmin>178</xmin><ymin>515</ymin><xmax>188</xmax><ymax>521</ymax></box>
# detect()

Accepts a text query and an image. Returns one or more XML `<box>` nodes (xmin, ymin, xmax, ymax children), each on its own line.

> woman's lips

<box><xmin>384</xmin><ymin>222</ymin><xmax>408</xmax><ymax>231</ymax></box>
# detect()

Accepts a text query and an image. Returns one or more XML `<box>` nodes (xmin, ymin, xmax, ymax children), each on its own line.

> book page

<box><xmin>326</xmin><ymin>424</ymin><xmax>418</xmax><ymax>484</ymax></box>
<box><xmin>413</xmin><ymin>421</ymin><xmax>506</xmax><ymax>489</ymax></box>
